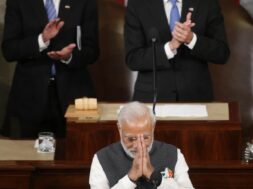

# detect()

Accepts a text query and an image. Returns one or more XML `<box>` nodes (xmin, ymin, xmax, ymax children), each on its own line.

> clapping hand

<box><xmin>47</xmin><ymin>43</ymin><xmax>76</xmax><ymax>61</ymax></box>
<box><xmin>172</xmin><ymin>12</ymin><xmax>195</xmax><ymax>44</ymax></box>
<box><xmin>42</xmin><ymin>18</ymin><xmax>64</xmax><ymax>43</ymax></box>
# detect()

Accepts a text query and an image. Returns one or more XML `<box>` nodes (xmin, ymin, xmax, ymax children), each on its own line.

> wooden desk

<box><xmin>0</xmin><ymin>102</ymin><xmax>243</xmax><ymax>188</ymax></box>
<box><xmin>0</xmin><ymin>161</ymin><xmax>89</xmax><ymax>189</ymax></box>
<box><xmin>189</xmin><ymin>161</ymin><xmax>253</xmax><ymax>189</ymax></box>
<box><xmin>64</xmin><ymin>102</ymin><xmax>242</xmax><ymax>163</ymax></box>
<box><xmin>0</xmin><ymin>161</ymin><xmax>253</xmax><ymax>189</ymax></box>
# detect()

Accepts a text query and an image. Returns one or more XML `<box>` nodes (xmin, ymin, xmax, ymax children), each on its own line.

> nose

<box><xmin>132</xmin><ymin>140</ymin><xmax>138</xmax><ymax>148</ymax></box>
<box><xmin>130</xmin><ymin>139</ymin><xmax>140</xmax><ymax>151</ymax></box>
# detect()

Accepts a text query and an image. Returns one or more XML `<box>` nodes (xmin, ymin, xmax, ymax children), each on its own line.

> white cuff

<box><xmin>184</xmin><ymin>33</ymin><xmax>197</xmax><ymax>49</ymax></box>
<box><xmin>38</xmin><ymin>34</ymin><xmax>50</xmax><ymax>52</ymax></box>
<box><xmin>113</xmin><ymin>175</ymin><xmax>136</xmax><ymax>189</ymax></box>
<box><xmin>61</xmin><ymin>54</ymin><xmax>72</xmax><ymax>64</ymax></box>
<box><xmin>164</xmin><ymin>42</ymin><xmax>177</xmax><ymax>60</ymax></box>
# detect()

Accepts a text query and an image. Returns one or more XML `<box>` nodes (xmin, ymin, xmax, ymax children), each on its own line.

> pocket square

<box><xmin>65</xmin><ymin>5</ymin><xmax>71</xmax><ymax>9</ymax></box>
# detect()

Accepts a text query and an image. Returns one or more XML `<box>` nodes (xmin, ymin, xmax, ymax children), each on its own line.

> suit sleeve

<box><xmin>67</xmin><ymin>0</ymin><xmax>99</xmax><ymax>69</ymax></box>
<box><xmin>124</xmin><ymin>0</ymin><xmax>171</xmax><ymax>72</ymax></box>
<box><xmin>190</xmin><ymin>0</ymin><xmax>230</xmax><ymax>64</ymax></box>
<box><xmin>1</xmin><ymin>0</ymin><xmax>41</xmax><ymax>62</ymax></box>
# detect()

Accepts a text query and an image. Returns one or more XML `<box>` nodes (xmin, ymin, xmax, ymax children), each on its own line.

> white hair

<box><xmin>117</xmin><ymin>101</ymin><xmax>156</xmax><ymax>128</ymax></box>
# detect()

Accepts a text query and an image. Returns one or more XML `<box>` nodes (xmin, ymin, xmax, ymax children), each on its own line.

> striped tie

<box><xmin>170</xmin><ymin>0</ymin><xmax>180</xmax><ymax>32</ymax></box>
<box><xmin>45</xmin><ymin>0</ymin><xmax>57</xmax><ymax>21</ymax></box>
<box><xmin>45</xmin><ymin>0</ymin><xmax>57</xmax><ymax>75</ymax></box>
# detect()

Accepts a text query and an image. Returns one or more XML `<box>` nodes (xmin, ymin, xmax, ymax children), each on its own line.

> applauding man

<box><xmin>89</xmin><ymin>102</ymin><xmax>194</xmax><ymax>189</ymax></box>
<box><xmin>1</xmin><ymin>0</ymin><xmax>99</xmax><ymax>138</ymax></box>
<box><xmin>125</xmin><ymin>0</ymin><xmax>230</xmax><ymax>102</ymax></box>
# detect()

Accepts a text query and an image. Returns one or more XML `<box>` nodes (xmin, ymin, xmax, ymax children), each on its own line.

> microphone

<box><xmin>150</xmin><ymin>170</ymin><xmax>162</xmax><ymax>189</ymax></box>
<box><xmin>148</xmin><ymin>28</ymin><xmax>159</xmax><ymax>43</ymax></box>
<box><xmin>148</xmin><ymin>28</ymin><xmax>159</xmax><ymax>115</ymax></box>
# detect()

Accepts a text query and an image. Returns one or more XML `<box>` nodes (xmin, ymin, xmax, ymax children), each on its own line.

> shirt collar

<box><xmin>164</xmin><ymin>0</ymin><xmax>182</xmax><ymax>3</ymax></box>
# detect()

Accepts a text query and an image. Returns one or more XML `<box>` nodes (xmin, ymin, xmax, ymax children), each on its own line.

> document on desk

<box><xmin>150</xmin><ymin>104</ymin><xmax>208</xmax><ymax>117</ymax></box>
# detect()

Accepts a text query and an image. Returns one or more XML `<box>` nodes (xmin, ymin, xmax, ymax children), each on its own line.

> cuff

<box><xmin>185</xmin><ymin>33</ymin><xmax>197</xmax><ymax>49</ymax></box>
<box><xmin>164</xmin><ymin>42</ymin><xmax>177</xmax><ymax>60</ymax></box>
<box><xmin>61</xmin><ymin>54</ymin><xmax>72</xmax><ymax>64</ymax></box>
<box><xmin>38</xmin><ymin>34</ymin><xmax>50</xmax><ymax>52</ymax></box>
<box><xmin>119</xmin><ymin>175</ymin><xmax>136</xmax><ymax>188</ymax></box>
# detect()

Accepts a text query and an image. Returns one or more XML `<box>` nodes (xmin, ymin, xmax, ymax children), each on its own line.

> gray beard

<box><xmin>120</xmin><ymin>139</ymin><xmax>153</xmax><ymax>159</ymax></box>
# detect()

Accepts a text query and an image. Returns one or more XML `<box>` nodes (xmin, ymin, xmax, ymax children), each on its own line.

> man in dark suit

<box><xmin>125</xmin><ymin>0</ymin><xmax>230</xmax><ymax>102</ymax></box>
<box><xmin>1</xmin><ymin>0</ymin><xmax>99</xmax><ymax>138</ymax></box>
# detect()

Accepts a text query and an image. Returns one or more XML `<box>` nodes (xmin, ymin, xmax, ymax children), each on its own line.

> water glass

<box><xmin>244</xmin><ymin>140</ymin><xmax>253</xmax><ymax>162</ymax></box>
<box><xmin>37</xmin><ymin>132</ymin><xmax>56</xmax><ymax>153</ymax></box>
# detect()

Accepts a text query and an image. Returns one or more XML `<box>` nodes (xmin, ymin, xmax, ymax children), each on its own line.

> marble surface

<box><xmin>0</xmin><ymin>0</ymin><xmax>5</xmax><ymax>24</ymax></box>
<box><xmin>0</xmin><ymin>138</ymin><xmax>54</xmax><ymax>160</ymax></box>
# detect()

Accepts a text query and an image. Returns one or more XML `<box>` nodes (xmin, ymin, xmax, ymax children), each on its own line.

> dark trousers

<box><xmin>1</xmin><ymin>78</ymin><xmax>66</xmax><ymax>138</ymax></box>
<box><xmin>41</xmin><ymin>78</ymin><xmax>66</xmax><ymax>138</ymax></box>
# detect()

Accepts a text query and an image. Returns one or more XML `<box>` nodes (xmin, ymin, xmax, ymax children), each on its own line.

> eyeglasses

<box><xmin>123</xmin><ymin>134</ymin><xmax>152</xmax><ymax>143</ymax></box>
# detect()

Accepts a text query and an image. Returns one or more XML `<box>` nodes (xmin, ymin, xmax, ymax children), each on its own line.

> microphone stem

<box><xmin>152</xmin><ymin>40</ymin><xmax>157</xmax><ymax>115</ymax></box>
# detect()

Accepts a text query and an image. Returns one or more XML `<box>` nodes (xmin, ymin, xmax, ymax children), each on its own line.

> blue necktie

<box><xmin>45</xmin><ymin>0</ymin><xmax>57</xmax><ymax>76</ymax></box>
<box><xmin>170</xmin><ymin>0</ymin><xmax>180</xmax><ymax>32</ymax></box>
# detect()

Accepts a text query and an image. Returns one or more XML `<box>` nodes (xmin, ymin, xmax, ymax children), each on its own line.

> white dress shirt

<box><xmin>89</xmin><ymin>148</ymin><xmax>195</xmax><ymax>189</ymax></box>
<box><xmin>38</xmin><ymin>0</ymin><xmax>71</xmax><ymax>64</ymax></box>
<box><xmin>38</xmin><ymin>0</ymin><xmax>60</xmax><ymax>52</ymax></box>
<box><xmin>163</xmin><ymin>0</ymin><xmax>197</xmax><ymax>60</ymax></box>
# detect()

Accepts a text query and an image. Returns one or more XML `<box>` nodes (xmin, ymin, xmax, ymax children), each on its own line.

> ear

<box><xmin>117</xmin><ymin>122</ymin><xmax>122</xmax><ymax>135</ymax></box>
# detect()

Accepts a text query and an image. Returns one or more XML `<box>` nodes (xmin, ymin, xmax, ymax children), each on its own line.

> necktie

<box><xmin>170</xmin><ymin>0</ymin><xmax>180</xmax><ymax>32</ymax></box>
<box><xmin>45</xmin><ymin>0</ymin><xmax>57</xmax><ymax>21</ymax></box>
<box><xmin>45</xmin><ymin>0</ymin><xmax>57</xmax><ymax>76</ymax></box>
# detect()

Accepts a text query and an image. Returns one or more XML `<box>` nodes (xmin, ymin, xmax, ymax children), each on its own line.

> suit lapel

<box><xmin>58</xmin><ymin>0</ymin><xmax>72</xmax><ymax>22</ymax></box>
<box><xmin>147</xmin><ymin>0</ymin><xmax>171</xmax><ymax>39</ymax></box>
<box><xmin>146</xmin><ymin>0</ymin><xmax>200</xmax><ymax>39</ymax></box>
<box><xmin>180</xmin><ymin>0</ymin><xmax>199</xmax><ymax>23</ymax></box>
<box><xmin>30</xmin><ymin>0</ymin><xmax>48</xmax><ymax>26</ymax></box>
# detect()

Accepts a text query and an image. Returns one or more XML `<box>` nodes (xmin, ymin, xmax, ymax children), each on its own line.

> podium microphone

<box><xmin>148</xmin><ymin>28</ymin><xmax>159</xmax><ymax>115</ymax></box>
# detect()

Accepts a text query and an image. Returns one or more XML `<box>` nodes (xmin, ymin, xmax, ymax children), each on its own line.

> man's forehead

<box><xmin>123</xmin><ymin>132</ymin><xmax>151</xmax><ymax>137</ymax></box>
<box><xmin>121</xmin><ymin>121</ymin><xmax>153</xmax><ymax>134</ymax></box>
<box><xmin>123</xmin><ymin>117</ymin><xmax>152</xmax><ymax>128</ymax></box>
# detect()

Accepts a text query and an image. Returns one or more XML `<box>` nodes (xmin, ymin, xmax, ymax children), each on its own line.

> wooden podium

<box><xmin>0</xmin><ymin>102</ymin><xmax>247</xmax><ymax>189</ymax></box>
<box><xmin>64</xmin><ymin>102</ymin><xmax>242</xmax><ymax>163</ymax></box>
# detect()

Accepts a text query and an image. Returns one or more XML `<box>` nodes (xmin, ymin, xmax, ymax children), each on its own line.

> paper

<box><xmin>151</xmin><ymin>104</ymin><xmax>208</xmax><ymax>117</ymax></box>
<box><xmin>118</xmin><ymin>104</ymin><xmax>208</xmax><ymax>118</ymax></box>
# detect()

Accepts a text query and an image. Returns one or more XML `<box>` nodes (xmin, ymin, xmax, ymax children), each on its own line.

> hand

<box><xmin>128</xmin><ymin>135</ymin><xmax>143</xmax><ymax>182</ymax></box>
<box><xmin>169</xmin><ymin>37</ymin><xmax>181</xmax><ymax>50</ymax></box>
<box><xmin>172</xmin><ymin>12</ymin><xmax>195</xmax><ymax>44</ymax></box>
<box><xmin>42</xmin><ymin>18</ymin><xmax>64</xmax><ymax>43</ymax></box>
<box><xmin>141</xmin><ymin>134</ymin><xmax>154</xmax><ymax>179</ymax></box>
<box><xmin>47</xmin><ymin>43</ymin><xmax>76</xmax><ymax>61</ymax></box>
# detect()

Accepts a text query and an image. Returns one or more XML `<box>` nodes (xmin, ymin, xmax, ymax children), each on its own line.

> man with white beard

<box><xmin>89</xmin><ymin>102</ymin><xmax>194</xmax><ymax>189</ymax></box>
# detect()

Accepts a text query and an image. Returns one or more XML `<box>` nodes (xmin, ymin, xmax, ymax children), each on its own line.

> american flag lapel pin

<box><xmin>189</xmin><ymin>7</ymin><xmax>194</xmax><ymax>12</ymax></box>
<box><xmin>161</xmin><ymin>167</ymin><xmax>174</xmax><ymax>179</ymax></box>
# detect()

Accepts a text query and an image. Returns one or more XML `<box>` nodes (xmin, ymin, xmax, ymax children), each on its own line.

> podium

<box><xmin>64</xmin><ymin>102</ymin><xmax>242</xmax><ymax>163</ymax></box>
<box><xmin>0</xmin><ymin>102</ymin><xmax>246</xmax><ymax>189</ymax></box>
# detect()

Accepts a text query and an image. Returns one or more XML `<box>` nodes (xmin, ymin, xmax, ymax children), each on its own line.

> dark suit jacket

<box><xmin>1</xmin><ymin>0</ymin><xmax>99</xmax><ymax>135</ymax></box>
<box><xmin>125</xmin><ymin>0</ymin><xmax>230</xmax><ymax>102</ymax></box>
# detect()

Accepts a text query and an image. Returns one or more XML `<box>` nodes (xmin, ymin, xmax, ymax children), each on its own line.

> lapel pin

<box><xmin>65</xmin><ymin>5</ymin><xmax>71</xmax><ymax>9</ymax></box>
<box><xmin>189</xmin><ymin>7</ymin><xmax>194</xmax><ymax>12</ymax></box>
